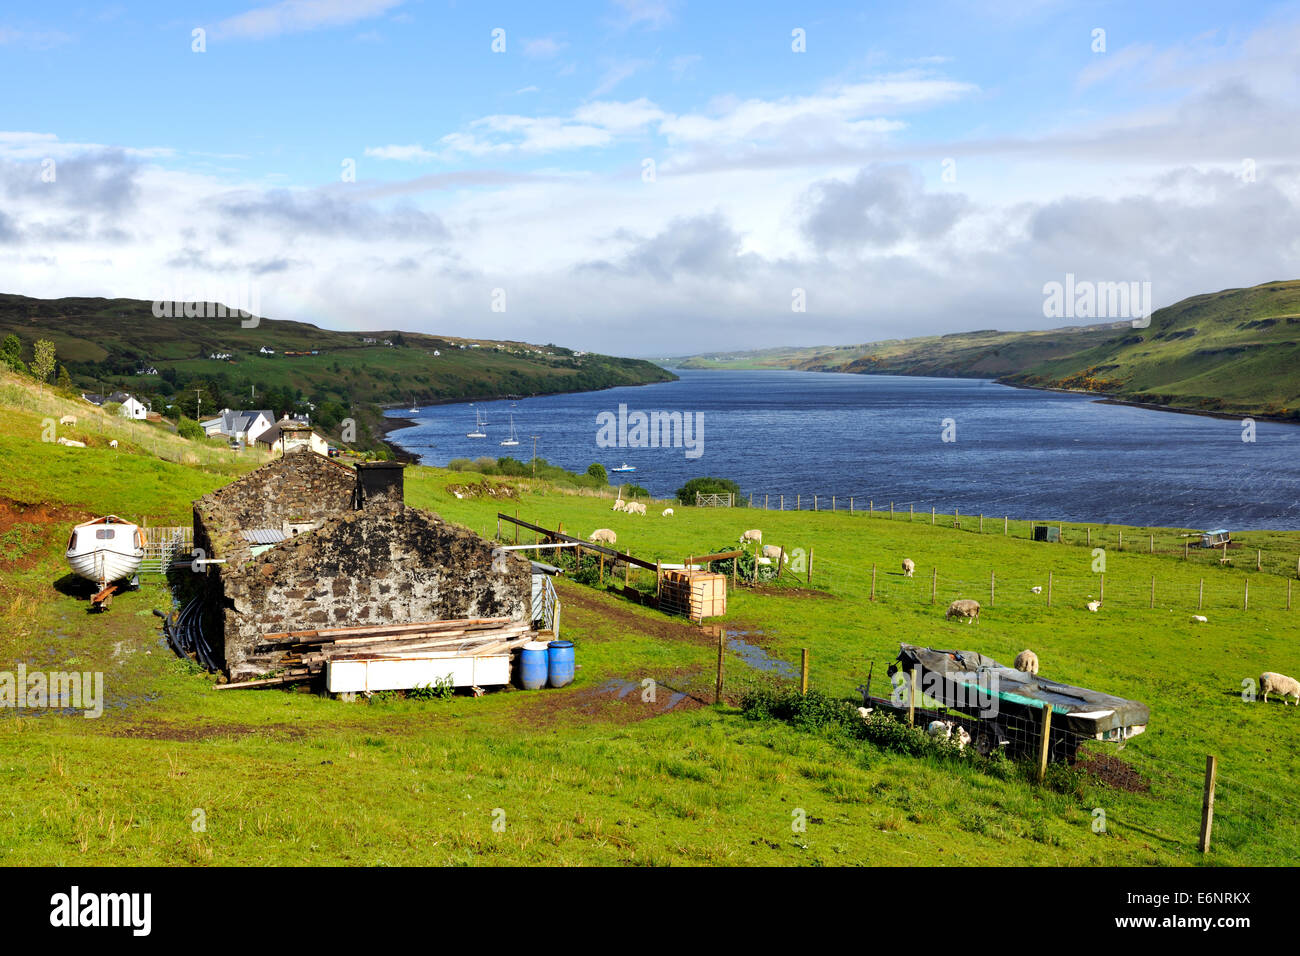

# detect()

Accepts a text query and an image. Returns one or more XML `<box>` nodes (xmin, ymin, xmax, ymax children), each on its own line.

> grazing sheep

<box><xmin>1030</xmin><ymin>586</ymin><xmax>1043</xmax><ymax>594</ymax></box>
<box><xmin>59</xmin><ymin>415</ymin><xmax>76</xmax><ymax>426</ymax></box>
<box><xmin>761</xmin><ymin>544</ymin><xmax>787</xmax><ymax>563</ymax></box>
<box><xmin>109</xmin><ymin>439</ymin><xmax>118</xmax><ymax>449</ymax></box>
<box><xmin>1261</xmin><ymin>672</ymin><xmax>1300</xmax><ymax>705</ymax></box>
<box><xmin>1190</xmin><ymin>614</ymin><xmax>1208</xmax><ymax>623</ymax></box>
<box><xmin>1085</xmin><ymin>600</ymin><xmax>1102</xmax><ymax>612</ymax></box>
<box><xmin>588</xmin><ymin>528</ymin><xmax>617</xmax><ymax>545</ymax></box>
<box><xmin>1014</xmin><ymin>649</ymin><xmax>1039</xmax><ymax>675</ymax></box>
<box><xmin>56</xmin><ymin>437</ymin><xmax>86</xmax><ymax>448</ymax></box>
<box><xmin>945</xmin><ymin>599</ymin><xmax>981</xmax><ymax>624</ymax></box>
<box><xmin>661</xmin><ymin>508</ymin><xmax>674</xmax><ymax>517</ymax></box>
<box><xmin>612</xmin><ymin>499</ymin><xmax>627</xmax><ymax>512</ymax></box>
<box><xmin>901</xmin><ymin>558</ymin><xmax>915</xmax><ymax>578</ymax></box>
<box><xmin>625</xmin><ymin>501</ymin><xmax>646</xmax><ymax>515</ymax></box>
<box><xmin>739</xmin><ymin>529</ymin><xmax>762</xmax><ymax>545</ymax></box>
<box><xmin>926</xmin><ymin>720</ymin><xmax>971</xmax><ymax>750</ymax></box>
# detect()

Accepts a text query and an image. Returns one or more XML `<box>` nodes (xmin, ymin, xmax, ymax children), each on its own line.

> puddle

<box><xmin>595</xmin><ymin>679</ymin><xmax>690</xmax><ymax>710</ymax></box>
<box><xmin>725</xmin><ymin>630</ymin><xmax>797</xmax><ymax>678</ymax></box>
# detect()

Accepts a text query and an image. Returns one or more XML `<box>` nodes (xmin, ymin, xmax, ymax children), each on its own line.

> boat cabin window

<box><xmin>95</xmin><ymin>528</ymin><xmax>116</xmax><ymax>540</ymax></box>
<box><xmin>67</xmin><ymin>531</ymin><xmax>77</xmax><ymax>549</ymax></box>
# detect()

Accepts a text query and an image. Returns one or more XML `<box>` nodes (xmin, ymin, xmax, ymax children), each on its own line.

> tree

<box><xmin>675</xmin><ymin>476</ymin><xmax>743</xmax><ymax>506</ymax></box>
<box><xmin>30</xmin><ymin>340</ymin><xmax>56</xmax><ymax>383</ymax></box>
<box><xmin>1</xmin><ymin>334</ymin><xmax>22</xmax><ymax>373</ymax></box>
<box><xmin>586</xmin><ymin>462</ymin><xmax>607</xmax><ymax>484</ymax></box>
<box><xmin>55</xmin><ymin>365</ymin><xmax>75</xmax><ymax>395</ymax></box>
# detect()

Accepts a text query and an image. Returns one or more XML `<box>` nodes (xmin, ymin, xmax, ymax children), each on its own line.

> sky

<box><xmin>2</xmin><ymin>0</ymin><xmax>1299</xmax><ymax>355</ymax></box>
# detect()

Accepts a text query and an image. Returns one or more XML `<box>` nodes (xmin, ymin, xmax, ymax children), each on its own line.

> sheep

<box><xmin>56</xmin><ymin>437</ymin><xmax>86</xmax><ymax>448</ymax></box>
<box><xmin>625</xmin><ymin>501</ymin><xmax>646</xmax><ymax>515</ymax></box>
<box><xmin>901</xmin><ymin>558</ymin><xmax>915</xmax><ymax>578</ymax></box>
<box><xmin>761</xmin><ymin>544</ymin><xmax>787</xmax><ymax>563</ymax></box>
<box><xmin>926</xmin><ymin>720</ymin><xmax>971</xmax><ymax>750</ymax></box>
<box><xmin>856</xmin><ymin>706</ymin><xmax>874</xmax><ymax>719</ymax></box>
<box><xmin>739</xmin><ymin>529</ymin><xmax>762</xmax><ymax>545</ymax></box>
<box><xmin>59</xmin><ymin>415</ymin><xmax>76</xmax><ymax>426</ymax></box>
<box><xmin>1030</xmin><ymin>586</ymin><xmax>1043</xmax><ymax>594</ymax></box>
<box><xmin>1014</xmin><ymin>649</ymin><xmax>1039</xmax><ymax>675</ymax></box>
<box><xmin>612</xmin><ymin>499</ymin><xmax>627</xmax><ymax>512</ymax></box>
<box><xmin>1260</xmin><ymin>672</ymin><xmax>1300</xmax><ymax>706</ymax></box>
<box><xmin>588</xmin><ymin>529</ymin><xmax>617</xmax><ymax>545</ymax></box>
<box><xmin>1085</xmin><ymin>600</ymin><xmax>1102</xmax><ymax>612</ymax></box>
<box><xmin>1190</xmin><ymin>614</ymin><xmax>1208</xmax><ymax>623</ymax></box>
<box><xmin>661</xmin><ymin>508</ymin><xmax>674</xmax><ymax>517</ymax></box>
<box><xmin>944</xmin><ymin>599</ymin><xmax>981</xmax><ymax>624</ymax></box>
<box><xmin>109</xmin><ymin>439</ymin><xmax>118</xmax><ymax>449</ymax></box>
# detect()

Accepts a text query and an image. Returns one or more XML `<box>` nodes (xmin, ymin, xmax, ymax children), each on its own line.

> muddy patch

<box><xmin>521</xmin><ymin>671</ymin><xmax>707</xmax><ymax>727</ymax></box>
<box><xmin>103</xmin><ymin>719</ymin><xmax>310</xmax><ymax>743</ymax></box>
<box><xmin>1076</xmin><ymin>750</ymin><xmax>1151</xmax><ymax>793</ymax></box>
<box><xmin>556</xmin><ymin>582</ymin><xmax>713</xmax><ymax>646</ymax></box>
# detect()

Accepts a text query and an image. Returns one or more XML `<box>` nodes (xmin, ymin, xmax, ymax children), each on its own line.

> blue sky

<box><xmin>2</xmin><ymin>0</ymin><xmax>1298</xmax><ymax>353</ymax></box>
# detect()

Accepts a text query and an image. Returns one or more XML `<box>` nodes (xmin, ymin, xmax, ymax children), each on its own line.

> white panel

<box><xmin>326</xmin><ymin>655</ymin><xmax>512</xmax><ymax>693</ymax></box>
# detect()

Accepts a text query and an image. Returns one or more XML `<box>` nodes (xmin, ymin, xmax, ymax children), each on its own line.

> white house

<box><xmin>258</xmin><ymin>346</ymin><xmax>275</xmax><ymax>355</ymax></box>
<box><xmin>107</xmin><ymin>391</ymin><xmax>148</xmax><ymax>420</ymax></box>
<box><xmin>206</xmin><ymin>408</ymin><xmax>275</xmax><ymax>444</ymax></box>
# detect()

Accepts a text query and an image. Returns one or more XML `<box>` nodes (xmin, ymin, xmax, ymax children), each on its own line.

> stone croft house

<box><xmin>193</xmin><ymin>448</ymin><xmax>531</xmax><ymax>680</ymax></box>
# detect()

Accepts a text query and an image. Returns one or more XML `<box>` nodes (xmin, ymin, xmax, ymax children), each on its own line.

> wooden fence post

<box><xmin>1257</xmin><ymin>549</ymin><xmax>1262</xmax><ymax>572</ymax></box>
<box><xmin>780</xmin><ymin>495</ymin><xmax>784</xmax><ymax>511</ymax></box>
<box><xmin>1150</xmin><ymin>533</ymin><xmax>1154</xmax><ymax>553</ymax></box>
<box><xmin>1198</xmin><ymin>578</ymin><xmax>1203</xmax><ymax>611</ymax></box>
<box><xmin>800</xmin><ymin>649</ymin><xmax>809</xmax><ymax>695</ymax></box>
<box><xmin>850</xmin><ymin>497</ymin><xmax>854</xmax><ymax>514</ymax></box>
<box><xmin>1036</xmin><ymin>703</ymin><xmax>1053</xmax><ymax>783</ymax></box>
<box><xmin>656</xmin><ymin>560</ymin><xmax>662</xmax><ymax>599</ymax></box>
<box><xmin>890</xmin><ymin>501</ymin><xmax>895</xmax><ymax>517</ymax></box>
<box><xmin>990</xmin><ymin>571</ymin><xmax>995</xmax><ymax>607</ymax></box>
<box><xmin>1004</xmin><ymin>516</ymin><xmax>1008</xmax><ymax>535</ymax></box>
<box><xmin>807</xmin><ymin>547</ymin><xmax>814</xmax><ymax>585</ymax></box>
<box><xmin>870</xmin><ymin>564</ymin><xmax>877</xmax><ymax>601</ymax></box>
<box><xmin>776</xmin><ymin>547</ymin><xmax>784</xmax><ymax>579</ymax></box>
<box><xmin>796</xmin><ymin>494</ymin><xmax>800</xmax><ymax>510</ymax></box>
<box><xmin>765</xmin><ymin>494</ymin><xmax>769</xmax><ymax>510</ymax></box>
<box><xmin>1047</xmin><ymin>571</ymin><xmax>1053</xmax><ymax>607</ymax></box>
<box><xmin>715</xmin><ymin>628</ymin><xmax>725</xmax><ymax>705</ymax></box>
<box><xmin>1199</xmin><ymin>755</ymin><xmax>1217</xmax><ymax>853</ymax></box>
<box><xmin>931</xmin><ymin>566</ymin><xmax>937</xmax><ymax>605</ymax></box>
<box><xmin>814</xmin><ymin>495</ymin><xmax>818</xmax><ymax>511</ymax></box>
<box><xmin>1185</xmin><ymin>539</ymin><xmax>1189</xmax><ymax>560</ymax></box>
<box><xmin>1087</xmin><ymin>527</ymin><xmax>1091</xmax><ymax>547</ymax></box>
<box><xmin>931</xmin><ymin>507</ymin><xmax>935</xmax><ymax>525</ymax></box>
<box><xmin>979</xmin><ymin>514</ymin><xmax>983</xmax><ymax>533</ymax></box>
<box><xmin>1118</xmin><ymin>530</ymin><xmax>1122</xmax><ymax>551</ymax></box>
<box><xmin>955</xmin><ymin>507</ymin><xmax>960</xmax><ymax>528</ymax></box>
<box><xmin>832</xmin><ymin>495</ymin><xmax>836</xmax><ymax>511</ymax></box>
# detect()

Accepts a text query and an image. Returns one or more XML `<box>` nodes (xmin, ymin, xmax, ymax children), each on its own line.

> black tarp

<box><xmin>896</xmin><ymin>643</ymin><xmax>1150</xmax><ymax>738</ymax></box>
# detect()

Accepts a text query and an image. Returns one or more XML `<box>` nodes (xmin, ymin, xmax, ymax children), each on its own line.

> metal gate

<box><xmin>140</xmin><ymin>526</ymin><xmax>193</xmax><ymax>573</ymax></box>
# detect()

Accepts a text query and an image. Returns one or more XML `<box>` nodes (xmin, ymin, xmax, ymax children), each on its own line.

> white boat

<box><xmin>611</xmin><ymin>463</ymin><xmax>637</xmax><ymax>473</ymax></box>
<box><xmin>65</xmin><ymin>515</ymin><xmax>145</xmax><ymax>588</ymax></box>
<box><xmin>500</xmin><ymin>414</ymin><xmax>520</xmax><ymax>446</ymax></box>
<box><xmin>466</xmin><ymin>408</ymin><xmax>487</xmax><ymax>438</ymax></box>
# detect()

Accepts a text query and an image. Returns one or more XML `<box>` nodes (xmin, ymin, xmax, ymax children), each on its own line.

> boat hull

<box><xmin>66</xmin><ymin>547</ymin><xmax>144</xmax><ymax>586</ymax></box>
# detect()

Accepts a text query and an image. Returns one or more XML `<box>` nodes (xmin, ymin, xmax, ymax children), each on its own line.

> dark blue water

<box><xmin>385</xmin><ymin>369</ymin><xmax>1300</xmax><ymax>529</ymax></box>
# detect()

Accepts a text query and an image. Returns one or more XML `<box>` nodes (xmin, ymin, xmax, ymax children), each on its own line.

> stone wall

<box><xmin>219</xmin><ymin>508</ymin><xmax>531</xmax><ymax>678</ymax></box>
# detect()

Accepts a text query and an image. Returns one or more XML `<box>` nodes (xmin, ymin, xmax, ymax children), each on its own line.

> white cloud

<box><xmin>522</xmin><ymin>36</ymin><xmax>565</xmax><ymax>58</ymax></box>
<box><xmin>215</xmin><ymin>0</ymin><xmax>405</xmax><ymax>40</ymax></box>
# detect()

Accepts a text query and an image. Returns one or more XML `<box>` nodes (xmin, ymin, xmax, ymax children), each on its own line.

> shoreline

<box><xmin>999</xmin><ymin>380</ymin><xmax>1300</xmax><ymax>426</ymax></box>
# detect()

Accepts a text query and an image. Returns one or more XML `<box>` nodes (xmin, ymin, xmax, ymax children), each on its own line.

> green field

<box><xmin>1</xmin><ymin>377</ymin><xmax>1298</xmax><ymax>866</ymax></box>
<box><xmin>669</xmin><ymin>279</ymin><xmax>1300</xmax><ymax>421</ymax></box>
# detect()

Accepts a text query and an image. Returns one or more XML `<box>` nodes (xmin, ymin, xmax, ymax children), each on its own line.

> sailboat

<box><xmin>466</xmin><ymin>408</ymin><xmax>487</xmax><ymax>438</ymax></box>
<box><xmin>408</xmin><ymin>396</ymin><xmax>419</xmax><ymax>413</ymax></box>
<box><xmin>499</xmin><ymin>414</ymin><xmax>520</xmax><ymax>446</ymax></box>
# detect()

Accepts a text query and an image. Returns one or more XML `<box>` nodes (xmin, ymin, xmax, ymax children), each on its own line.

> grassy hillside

<box><xmin>670</xmin><ymin>280</ymin><xmax>1300</xmax><ymax>420</ymax></box>
<box><xmin>0</xmin><ymin>292</ymin><xmax>675</xmax><ymax>448</ymax></box>
<box><xmin>0</xmin><ymin>375</ymin><xmax>1296</xmax><ymax>867</ymax></box>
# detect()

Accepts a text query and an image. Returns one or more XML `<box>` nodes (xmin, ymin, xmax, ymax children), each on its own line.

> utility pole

<box><xmin>530</xmin><ymin>435</ymin><xmax>540</xmax><ymax>475</ymax></box>
<box><xmin>195</xmin><ymin>388</ymin><xmax>202</xmax><ymax>422</ymax></box>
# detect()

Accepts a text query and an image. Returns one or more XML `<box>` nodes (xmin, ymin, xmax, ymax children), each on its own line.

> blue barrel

<box><xmin>547</xmin><ymin>640</ymin><xmax>575</xmax><ymax>688</ymax></box>
<box><xmin>517</xmin><ymin>642</ymin><xmax>550</xmax><ymax>690</ymax></box>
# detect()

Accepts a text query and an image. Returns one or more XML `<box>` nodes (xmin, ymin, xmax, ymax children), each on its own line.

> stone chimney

<box><xmin>279</xmin><ymin>419</ymin><xmax>314</xmax><ymax>455</ymax></box>
<box><xmin>355</xmin><ymin>461</ymin><xmax>405</xmax><ymax>512</ymax></box>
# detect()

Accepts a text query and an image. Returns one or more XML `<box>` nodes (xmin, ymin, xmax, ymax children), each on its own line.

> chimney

<box><xmin>355</xmin><ymin>461</ymin><xmax>405</xmax><ymax>511</ymax></box>
<box><xmin>279</xmin><ymin>419</ymin><xmax>314</xmax><ymax>455</ymax></box>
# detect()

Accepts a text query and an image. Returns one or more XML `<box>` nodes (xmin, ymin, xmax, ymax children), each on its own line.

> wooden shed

<box><xmin>659</xmin><ymin>569</ymin><xmax>727</xmax><ymax>621</ymax></box>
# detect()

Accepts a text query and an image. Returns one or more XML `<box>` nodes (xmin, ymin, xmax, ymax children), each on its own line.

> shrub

<box><xmin>675</xmin><ymin>476</ymin><xmax>743</xmax><ymax>506</ymax></box>
<box><xmin>586</xmin><ymin>462</ymin><xmax>607</xmax><ymax>483</ymax></box>
<box><xmin>177</xmin><ymin>417</ymin><xmax>205</xmax><ymax>441</ymax></box>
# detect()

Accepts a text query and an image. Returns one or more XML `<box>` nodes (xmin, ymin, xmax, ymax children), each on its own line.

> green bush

<box><xmin>675</xmin><ymin>476</ymin><xmax>743</xmax><ymax>506</ymax></box>
<box><xmin>176</xmin><ymin>417</ymin><xmax>205</xmax><ymax>441</ymax></box>
<box><xmin>586</xmin><ymin>462</ymin><xmax>607</xmax><ymax>483</ymax></box>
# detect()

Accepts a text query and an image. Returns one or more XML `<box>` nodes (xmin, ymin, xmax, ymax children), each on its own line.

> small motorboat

<box><xmin>65</xmin><ymin>516</ymin><xmax>145</xmax><ymax>601</ymax></box>
<box><xmin>610</xmin><ymin>463</ymin><xmax>637</xmax><ymax>473</ymax></box>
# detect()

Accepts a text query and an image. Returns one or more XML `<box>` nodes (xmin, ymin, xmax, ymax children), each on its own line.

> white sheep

<box><xmin>761</xmin><ymin>544</ymin><xmax>787</xmax><ymax>563</ymax></box>
<box><xmin>56</xmin><ymin>437</ymin><xmax>86</xmax><ymax>448</ymax></box>
<box><xmin>1030</xmin><ymin>586</ymin><xmax>1043</xmax><ymax>594</ymax></box>
<box><xmin>109</xmin><ymin>439</ymin><xmax>118</xmax><ymax>449</ymax></box>
<box><xmin>926</xmin><ymin>720</ymin><xmax>971</xmax><ymax>750</ymax></box>
<box><xmin>59</xmin><ymin>415</ymin><xmax>76</xmax><ymax>426</ymax></box>
<box><xmin>1190</xmin><ymin>614</ymin><xmax>1208</xmax><ymax>623</ymax></box>
<box><xmin>901</xmin><ymin>558</ymin><xmax>915</xmax><ymax>578</ymax></box>
<box><xmin>1261</xmin><ymin>672</ymin><xmax>1300</xmax><ymax>706</ymax></box>
<box><xmin>625</xmin><ymin>501</ymin><xmax>646</xmax><ymax>515</ymax></box>
<box><xmin>739</xmin><ymin>529</ymin><xmax>762</xmax><ymax>545</ymax></box>
<box><xmin>856</xmin><ymin>706</ymin><xmax>874</xmax><ymax>719</ymax></box>
<box><xmin>661</xmin><ymin>508</ymin><xmax>674</xmax><ymax>517</ymax></box>
<box><xmin>1085</xmin><ymin>600</ymin><xmax>1102</xmax><ymax>612</ymax></box>
<box><xmin>1014</xmin><ymin>649</ymin><xmax>1039</xmax><ymax>675</ymax></box>
<box><xmin>611</xmin><ymin>499</ymin><xmax>627</xmax><ymax>512</ymax></box>
<box><xmin>588</xmin><ymin>528</ymin><xmax>617</xmax><ymax>545</ymax></box>
<box><xmin>945</xmin><ymin>599</ymin><xmax>981</xmax><ymax>624</ymax></box>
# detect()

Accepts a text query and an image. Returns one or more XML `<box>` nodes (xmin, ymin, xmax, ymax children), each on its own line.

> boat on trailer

<box><xmin>65</xmin><ymin>515</ymin><xmax>145</xmax><ymax>608</ymax></box>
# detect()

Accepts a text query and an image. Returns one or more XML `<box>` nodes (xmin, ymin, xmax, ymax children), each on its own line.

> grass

<box><xmin>0</xmin><ymin>386</ymin><xmax>1297</xmax><ymax>865</ymax></box>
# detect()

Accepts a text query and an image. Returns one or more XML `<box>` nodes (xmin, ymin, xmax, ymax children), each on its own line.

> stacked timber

<box><xmin>218</xmin><ymin>616</ymin><xmax>538</xmax><ymax>690</ymax></box>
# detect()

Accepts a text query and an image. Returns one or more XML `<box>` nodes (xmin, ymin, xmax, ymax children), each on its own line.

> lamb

<box><xmin>1190</xmin><ymin>614</ymin><xmax>1208</xmax><ymax>623</ymax></box>
<box><xmin>901</xmin><ymin>558</ymin><xmax>915</xmax><ymax>578</ymax></box>
<box><xmin>588</xmin><ymin>529</ymin><xmax>617</xmax><ymax>545</ymax></box>
<box><xmin>59</xmin><ymin>415</ymin><xmax>76</xmax><ymax>426</ymax></box>
<box><xmin>625</xmin><ymin>501</ymin><xmax>646</xmax><ymax>515</ymax></box>
<box><xmin>739</xmin><ymin>529</ymin><xmax>762</xmax><ymax>544</ymax></box>
<box><xmin>56</xmin><ymin>437</ymin><xmax>86</xmax><ymax>448</ymax></box>
<box><xmin>944</xmin><ymin>599</ymin><xmax>981</xmax><ymax>624</ymax></box>
<box><xmin>109</xmin><ymin>439</ymin><xmax>118</xmax><ymax>449</ymax></box>
<box><xmin>1014</xmin><ymin>649</ymin><xmax>1039</xmax><ymax>675</ymax></box>
<box><xmin>611</xmin><ymin>499</ymin><xmax>627</xmax><ymax>512</ymax></box>
<box><xmin>1260</xmin><ymin>671</ymin><xmax>1300</xmax><ymax>706</ymax></box>
<box><xmin>926</xmin><ymin>720</ymin><xmax>971</xmax><ymax>750</ymax></box>
<box><xmin>761</xmin><ymin>544</ymin><xmax>787</xmax><ymax>563</ymax></box>
<box><xmin>856</xmin><ymin>706</ymin><xmax>874</xmax><ymax>719</ymax></box>
<box><xmin>661</xmin><ymin>508</ymin><xmax>674</xmax><ymax>517</ymax></box>
<box><xmin>1085</xmin><ymin>600</ymin><xmax>1102</xmax><ymax>612</ymax></box>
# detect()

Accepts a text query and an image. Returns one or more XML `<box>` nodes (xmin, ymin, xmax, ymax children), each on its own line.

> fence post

<box><xmin>832</xmin><ymin>495</ymin><xmax>836</xmax><ymax>511</ymax></box>
<box><xmin>1087</xmin><ymin>527</ymin><xmax>1091</xmax><ymax>547</ymax></box>
<box><xmin>765</xmin><ymin>494</ymin><xmax>768</xmax><ymax>510</ymax></box>
<box><xmin>715</xmin><ymin>628</ymin><xmax>725</xmax><ymax>705</ymax></box>
<box><xmin>1036</xmin><ymin>703</ymin><xmax>1053</xmax><ymax>783</ymax></box>
<box><xmin>890</xmin><ymin>501</ymin><xmax>894</xmax><ymax>517</ymax></box>
<box><xmin>1004</xmin><ymin>516</ymin><xmax>1008</xmax><ymax>535</ymax></box>
<box><xmin>850</xmin><ymin>497</ymin><xmax>854</xmax><ymax>514</ymax></box>
<box><xmin>1199</xmin><ymin>755</ymin><xmax>1217</xmax><ymax>853</ymax></box>
<box><xmin>796</xmin><ymin>494</ymin><xmax>800</xmax><ymax>510</ymax></box>
<box><xmin>1185</xmin><ymin>539</ymin><xmax>1188</xmax><ymax>560</ymax></box>
<box><xmin>780</xmin><ymin>495</ymin><xmax>784</xmax><ymax>511</ymax></box>
<box><xmin>931</xmin><ymin>566</ymin><xmax>937</xmax><ymax>605</ymax></box>
<box><xmin>656</xmin><ymin>560</ymin><xmax>662</xmax><ymax>599</ymax></box>
<box><xmin>801</xmin><ymin>649</ymin><xmax>809</xmax><ymax>696</ymax></box>
<box><xmin>814</xmin><ymin>495</ymin><xmax>818</xmax><ymax>511</ymax></box>
<box><xmin>979</xmin><ymin>514</ymin><xmax>983</xmax><ymax>533</ymax></box>
<box><xmin>990</xmin><ymin>571</ymin><xmax>995</xmax><ymax>607</ymax></box>
<box><xmin>1100</xmin><ymin>573</ymin><xmax>1105</xmax><ymax>604</ymax></box>
<box><xmin>1150</xmin><ymin>533</ymin><xmax>1154</xmax><ymax>553</ymax></box>
<box><xmin>955</xmin><ymin>507</ymin><xmax>960</xmax><ymax>528</ymax></box>
<box><xmin>931</xmin><ymin>507</ymin><xmax>935</xmax><ymax>525</ymax></box>
<box><xmin>776</xmin><ymin>547</ymin><xmax>784</xmax><ymax>579</ymax></box>
<box><xmin>807</xmin><ymin>547</ymin><xmax>814</xmax><ymax>585</ymax></box>
<box><xmin>1257</xmin><ymin>549</ymin><xmax>1262</xmax><ymax>572</ymax></box>
<box><xmin>1118</xmin><ymin>530</ymin><xmax>1122</xmax><ymax>551</ymax></box>
<box><xmin>1047</xmin><ymin>571</ymin><xmax>1053</xmax><ymax>607</ymax></box>
<box><xmin>870</xmin><ymin>564</ymin><xmax>876</xmax><ymax>601</ymax></box>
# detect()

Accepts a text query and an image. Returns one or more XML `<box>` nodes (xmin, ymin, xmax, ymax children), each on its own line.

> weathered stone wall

<box><xmin>220</xmin><ymin>508</ymin><xmax>531</xmax><ymax>678</ymax></box>
<box><xmin>197</xmin><ymin>451</ymin><xmax>356</xmax><ymax>533</ymax></box>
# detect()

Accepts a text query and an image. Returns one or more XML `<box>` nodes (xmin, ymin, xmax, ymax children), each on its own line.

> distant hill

<box><xmin>668</xmin><ymin>280</ymin><xmax>1300</xmax><ymax>421</ymax></box>
<box><xmin>0</xmin><ymin>293</ymin><xmax>676</xmax><ymax>448</ymax></box>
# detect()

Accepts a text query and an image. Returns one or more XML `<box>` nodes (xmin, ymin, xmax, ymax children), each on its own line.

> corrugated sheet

<box><xmin>241</xmin><ymin>528</ymin><xmax>288</xmax><ymax>545</ymax></box>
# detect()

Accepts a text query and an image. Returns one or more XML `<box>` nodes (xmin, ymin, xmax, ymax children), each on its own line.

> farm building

<box><xmin>192</xmin><ymin>449</ymin><xmax>533</xmax><ymax>680</ymax></box>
